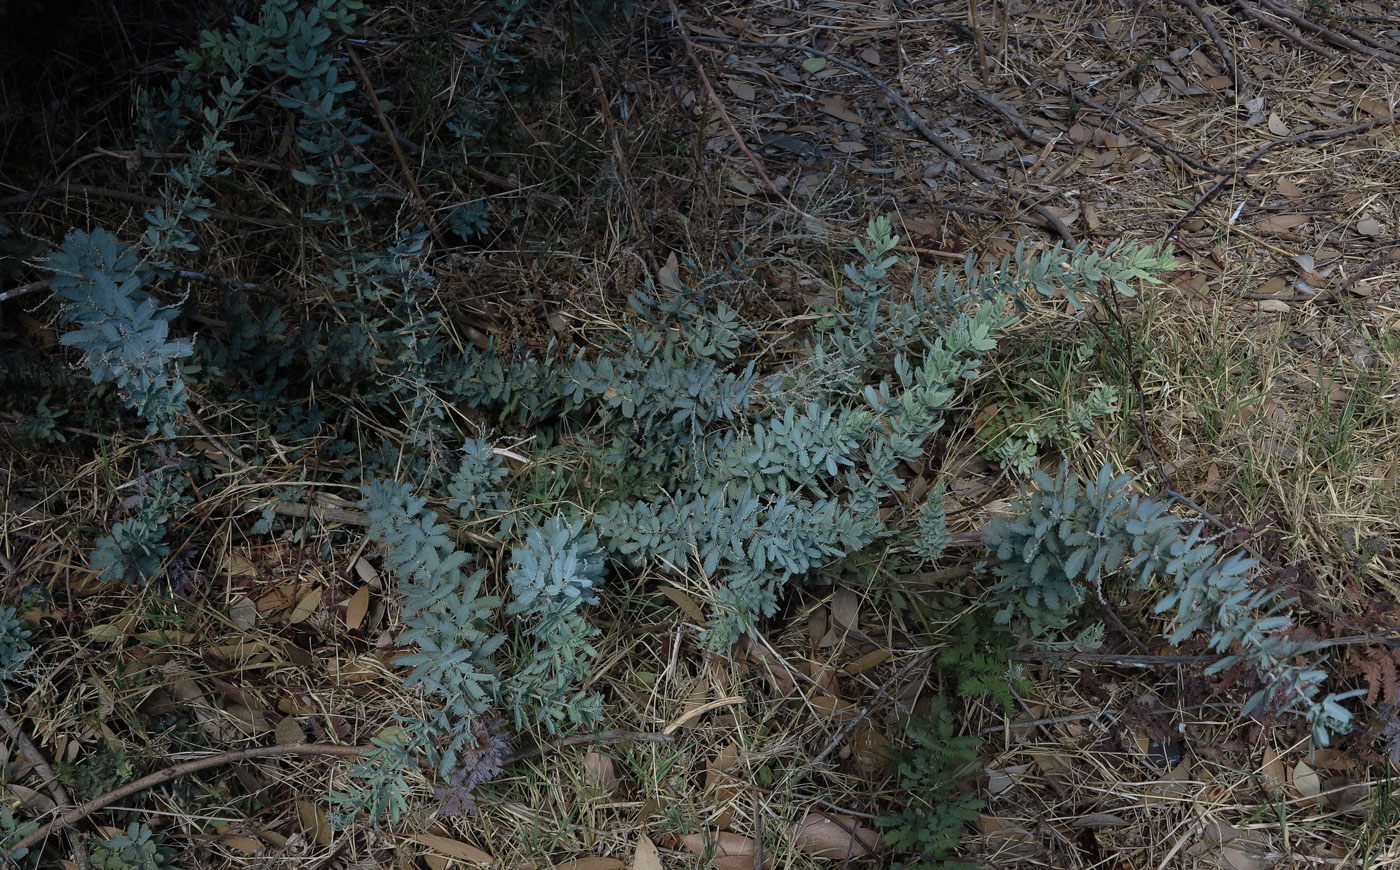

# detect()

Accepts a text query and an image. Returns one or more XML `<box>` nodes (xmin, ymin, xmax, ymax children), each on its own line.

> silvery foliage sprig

<box><xmin>984</xmin><ymin>463</ymin><xmax>1361</xmax><ymax>745</ymax></box>
<box><xmin>46</xmin><ymin>229</ymin><xmax>193</xmax><ymax>438</ymax></box>
<box><xmin>337</xmin><ymin>448</ymin><xmax>609</xmax><ymax>824</ymax></box>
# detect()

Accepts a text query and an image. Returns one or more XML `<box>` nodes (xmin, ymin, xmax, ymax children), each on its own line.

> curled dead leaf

<box><xmin>632</xmin><ymin>834</ymin><xmax>662</xmax><ymax>870</ymax></box>
<box><xmin>1292</xmin><ymin>759</ymin><xmax>1321</xmax><ymax>803</ymax></box>
<box><xmin>345</xmin><ymin>584</ymin><xmax>370</xmax><ymax>631</ymax></box>
<box><xmin>584</xmin><ymin>750</ymin><xmax>618</xmax><ymax>794</ymax></box>
<box><xmin>1259</xmin><ymin>745</ymin><xmax>1286</xmax><ymax>798</ymax></box>
<box><xmin>679</xmin><ymin>831</ymin><xmax>756</xmax><ymax>859</ymax></box>
<box><xmin>792</xmin><ymin>812</ymin><xmax>880</xmax><ymax>860</ymax></box>
<box><xmin>407</xmin><ymin>833</ymin><xmax>494</xmax><ymax>865</ymax></box>
<box><xmin>553</xmin><ymin>859</ymin><xmax>623</xmax><ymax>870</ymax></box>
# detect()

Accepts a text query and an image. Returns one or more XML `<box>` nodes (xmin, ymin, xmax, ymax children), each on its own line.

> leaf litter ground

<box><xmin>2</xmin><ymin>0</ymin><xmax>1400</xmax><ymax>867</ymax></box>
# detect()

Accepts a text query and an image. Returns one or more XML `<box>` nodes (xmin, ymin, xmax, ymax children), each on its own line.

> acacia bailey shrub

<box><xmin>19</xmin><ymin>0</ymin><xmax>1356</xmax><ymax>837</ymax></box>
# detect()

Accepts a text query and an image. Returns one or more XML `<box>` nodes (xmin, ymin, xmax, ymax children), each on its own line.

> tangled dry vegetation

<box><xmin>1</xmin><ymin>0</ymin><xmax>1400</xmax><ymax>867</ymax></box>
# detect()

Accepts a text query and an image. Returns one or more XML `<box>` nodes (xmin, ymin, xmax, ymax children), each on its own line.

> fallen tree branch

<box><xmin>667</xmin><ymin>4</ymin><xmax>830</xmax><ymax>230</ymax></box>
<box><xmin>1166</xmin><ymin>115</ymin><xmax>1395</xmax><ymax>239</ymax></box>
<box><xmin>1166</xmin><ymin>0</ymin><xmax>1241</xmax><ymax>83</ymax></box>
<box><xmin>1230</xmin><ymin>0</ymin><xmax>1338</xmax><ymax>61</ymax></box>
<box><xmin>0</xmin><ymin>711</ymin><xmax>91</xmax><ymax>869</ymax></box>
<box><xmin>663</xmin><ymin>34</ymin><xmax>1076</xmax><ymax>244</ymax></box>
<box><xmin>6</xmin><ymin>743</ymin><xmax>365</xmax><ymax>860</ymax></box>
<box><xmin>1038</xmin><ymin>81</ymin><xmax>1223</xmax><ymax>175</ymax></box>
<box><xmin>6</xmin><ymin>728</ymin><xmax>675</xmax><ymax>861</ymax></box>
<box><xmin>1256</xmin><ymin>0</ymin><xmax>1400</xmax><ymax>64</ymax></box>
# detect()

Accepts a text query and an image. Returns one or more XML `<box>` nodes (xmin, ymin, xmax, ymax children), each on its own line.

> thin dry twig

<box><xmin>505</xmin><ymin>729</ymin><xmax>675</xmax><ymax>763</ymax></box>
<box><xmin>7</xmin><ymin>743</ymin><xmax>365</xmax><ymax>860</ymax></box>
<box><xmin>1231</xmin><ymin>0</ymin><xmax>1339</xmax><ymax>60</ymax></box>
<box><xmin>1166</xmin><ymin>0</ymin><xmax>1241</xmax><ymax>82</ymax></box>
<box><xmin>666</xmin><ymin>2</ymin><xmax>831</xmax><ymax>230</ymax></box>
<box><xmin>808</xmin><ymin>649</ymin><xmax>937</xmax><ymax>770</ymax></box>
<box><xmin>0</xmin><ymin>183</ymin><xmax>296</xmax><ymax>226</ymax></box>
<box><xmin>1039</xmin><ymin>81</ymin><xmax>1223</xmax><ymax>175</ymax></box>
<box><xmin>590</xmin><ymin>63</ymin><xmax>656</xmax><ymax>264</ymax></box>
<box><xmin>0</xmin><ymin>711</ymin><xmax>91</xmax><ymax>870</ymax></box>
<box><xmin>8</xmin><ymin>728</ymin><xmax>674</xmax><ymax>861</ymax></box>
<box><xmin>347</xmin><ymin>46</ymin><xmax>426</xmax><ymax>206</ymax></box>
<box><xmin>1255</xmin><ymin>0</ymin><xmax>1400</xmax><ymax>64</ymax></box>
<box><xmin>667</xmin><ymin>34</ymin><xmax>1077</xmax><ymax>243</ymax></box>
<box><xmin>1166</xmin><ymin>115</ymin><xmax>1396</xmax><ymax>239</ymax></box>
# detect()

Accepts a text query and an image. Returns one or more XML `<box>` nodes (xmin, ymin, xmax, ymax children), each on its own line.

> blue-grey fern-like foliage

<box><xmin>360</xmin><ymin>478</ymin><xmax>503</xmax><ymax>729</ymax></box>
<box><xmin>90</xmin><ymin>466</ymin><xmax>188</xmax><ymax>587</ymax></box>
<box><xmin>505</xmin><ymin>515</ymin><xmax>607</xmax><ymax>731</ymax></box>
<box><xmin>449</xmin><ymin>217</ymin><xmax>1035</xmax><ymax>649</ymax></box>
<box><xmin>983</xmin><ymin>463</ymin><xmax>1360</xmax><ymax>745</ymax></box>
<box><xmin>89</xmin><ymin>822</ymin><xmax>176</xmax><ymax>870</ymax></box>
<box><xmin>339</xmin><ymin>451</ymin><xmax>611</xmax><ymax>824</ymax></box>
<box><xmin>447</xmin><ymin>437</ymin><xmax>517</xmax><ymax>535</ymax></box>
<box><xmin>46</xmin><ymin>229</ymin><xmax>192</xmax><ymax>437</ymax></box>
<box><xmin>0</xmin><ymin>607</ymin><xmax>32</xmax><ymax>697</ymax></box>
<box><xmin>335</xmin><ymin>477</ymin><xmax>504</xmax><ymax>827</ymax></box>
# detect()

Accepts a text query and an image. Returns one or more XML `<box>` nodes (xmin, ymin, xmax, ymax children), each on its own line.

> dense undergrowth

<box><xmin>0</xmin><ymin>0</ymin><xmax>1380</xmax><ymax>866</ymax></box>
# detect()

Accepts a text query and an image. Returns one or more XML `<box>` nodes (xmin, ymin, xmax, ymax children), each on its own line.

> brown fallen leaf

<box><xmin>851</xmin><ymin>723</ymin><xmax>893</xmax><ymax>774</ymax></box>
<box><xmin>659</xmin><ymin>584</ymin><xmax>705</xmax><ymax>623</ymax></box>
<box><xmin>818</xmin><ymin>97</ymin><xmax>862</xmax><ymax>124</ymax></box>
<box><xmin>407</xmin><ymin>833</ymin><xmax>494</xmax><ymax>865</ymax></box>
<box><xmin>345</xmin><ymin>584</ymin><xmax>370</xmax><ymax>631</ymax></box>
<box><xmin>296</xmin><ymin>799</ymin><xmax>332</xmax><ymax>846</ymax></box>
<box><xmin>840</xmin><ymin>647</ymin><xmax>891</xmax><ymax>676</ymax></box>
<box><xmin>584</xmin><ymin>750</ymin><xmax>618</xmax><ymax>794</ymax></box>
<box><xmin>219</xmin><ymin>835</ymin><xmax>263</xmax><ymax>855</ymax></box>
<box><xmin>679</xmin><ymin>831</ymin><xmax>756</xmax><ymax>859</ymax></box>
<box><xmin>792</xmin><ymin>812</ymin><xmax>881</xmax><ymax>860</ymax></box>
<box><xmin>1259</xmin><ymin>745</ymin><xmax>1286</xmax><ymax>798</ymax></box>
<box><xmin>657</xmin><ymin>253</ymin><xmax>684</xmax><ymax>294</ymax></box>
<box><xmin>1292</xmin><ymin>759</ymin><xmax>1321</xmax><ymax>804</ymax></box>
<box><xmin>632</xmin><ymin>834</ymin><xmax>663</xmax><ymax>870</ymax></box>
<box><xmin>1254</xmin><ymin>214</ymin><xmax>1310</xmax><ymax>233</ymax></box>
<box><xmin>736</xmin><ymin>636</ymin><xmax>797</xmax><ymax>694</ymax></box>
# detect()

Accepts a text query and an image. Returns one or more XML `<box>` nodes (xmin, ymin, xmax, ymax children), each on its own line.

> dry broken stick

<box><xmin>1166</xmin><ymin>115</ymin><xmax>1396</xmax><ymax>239</ymax></box>
<box><xmin>0</xmin><ymin>710</ymin><xmax>91</xmax><ymax>870</ymax></box>
<box><xmin>1254</xmin><ymin>0</ymin><xmax>1400</xmax><ymax>64</ymax></box>
<box><xmin>1230</xmin><ymin>0</ymin><xmax>1338</xmax><ymax>61</ymax></box>
<box><xmin>669</xmin><ymin>34</ymin><xmax>1076</xmax><ymax>244</ymax></box>
<box><xmin>1166</xmin><ymin>0</ymin><xmax>1241</xmax><ymax>83</ymax></box>
<box><xmin>667</xmin><ymin>3</ymin><xmax>830</xmax><ymax>230</ymax></box>
<box><xmin>5</xmin><ymin>743</ymin><xmax>366</xmax><ymax>861</ymax></box>
<box><xmin>1039</xmin><ymin>80</ymin><xmax>1223</xmax><ymax>175</ymax></box>
<box><xmin>5</xmin><ymin>728</ymin><xmax>675</xmax><ymax>861</ymax></box>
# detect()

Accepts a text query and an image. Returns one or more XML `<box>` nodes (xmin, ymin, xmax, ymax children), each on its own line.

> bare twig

<box><xmin>665</xmin><ymin>34</ymin><xmax>1076</xmax><ymax>243</ymax></box>
<box><xmin>589</xmin><ymin>63</ymin><xmax>655</xmax><ymax>263</ymax></box>
<box><xmin>505</xmin><ymin>729</ymin><xmax>675</xmax><ymax>763</ymax></box>
<box><xmin>0</xmin><ymin>183</ymin><xmax>296</xmax><ymax>226</ymax></box>
<box><xmin>809</xmin><ymin>649</ymin><xmax>937</xmax><ymax>770</ymax></box>
<box><xmin>1337</xmin><ymin>245</ymin><xmax>1400</xmax><ymax>295</ymax></box>
<box><xmin>1168</xmin><ymin>0</ymin><xmax>1241</xmax><ymax>82</ymax></box>
<box><xmin>0</xmin><ymin>281</ymin><xmax>49</xmax><ymax>304</ymax></box>
<box><xmin>1167</xmin><ymin>115</ymin><xmax>1395</xmax><ymax>239</ymax></box>
<box><xmin>1256</xmin><ymin>0</ymin><xmax>1400</xmax><ymax>63</ymax></box>
<box><xmin>1039</xmin><ymin>81</ymin><xmax>1223</xmax><ymax>175</ymax></box>
<box><xmin>7</xmin><ymin>743</ymin><xmax>366</xmax><ymax>860</ymax></box>
<box><xmin>5</xmin><ymin>728</ymin><xmax>674</xmax><ymax>861</ymax></box>
<box><xmin>666</xmin><ymin>3</ymin><xmax>830</xmax><ymax>230</ymax></box>
<box><xmin>1231</xmin><ymin>0</ymin><xmax>1338</xmax><ymax>61</ymax></box>
<box><xmin>0</xmin><ymin>711</ymin><xmax>91</xmax><ymax>869</ymax></box>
